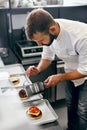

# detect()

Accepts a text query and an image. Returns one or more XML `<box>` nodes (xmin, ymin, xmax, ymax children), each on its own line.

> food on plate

<box><xmin>27</xmin><ymin>106</ymin><xmax>42</xmax><ymax>120</ymax></box>
<box><xmin>10</xmin><ymin>75</ymin><xmax>20</xmax><ymax>85</ymax></box>
<box><xmin>18</xmin><ymin>89</ymin><xmax>28</xmax><ymax>100</ymax></box>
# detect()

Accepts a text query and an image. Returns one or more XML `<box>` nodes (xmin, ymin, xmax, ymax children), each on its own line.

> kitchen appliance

<box><xmin>15</xmin><ymin>40</ymin><xmax>43</xmax><ymax>58</ymax></box>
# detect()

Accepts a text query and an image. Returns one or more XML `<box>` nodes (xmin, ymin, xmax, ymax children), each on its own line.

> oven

<box><xmin>15</xmin><ymin>40</ymin><xmax>43</xmax><ymax>58</ymax></box>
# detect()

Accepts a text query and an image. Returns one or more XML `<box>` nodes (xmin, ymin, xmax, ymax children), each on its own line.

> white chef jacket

<box><xmin>41</xmin><ymin>19</ymin><xmax>87</xmax><ymax>86</ymax></box>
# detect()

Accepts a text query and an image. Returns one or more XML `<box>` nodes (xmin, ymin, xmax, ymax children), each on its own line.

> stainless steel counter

<box><xmin>0</xmin><ymin>92</ymin><xmax>63</xmax><ymax>130</ymax></box>
<box><xmin>0</xmin><ymin>62</ymin><xmax>63</xmax><ymax>130</ymax></box>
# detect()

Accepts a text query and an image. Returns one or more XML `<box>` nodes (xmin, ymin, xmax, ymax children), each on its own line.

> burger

<box><xmin>10</xmin><ymin>75</ymin><xmax>20</xmax><ymax>85</ymax></box>
<box><xmin>27</xmin><ymin>106</ymin><xmax>42</xmax><ymax>120</ymax></box>
<box><xmin>18</xmin><ymin>89</ymin><xmax>28</xmax><ymax>100</ymax></box>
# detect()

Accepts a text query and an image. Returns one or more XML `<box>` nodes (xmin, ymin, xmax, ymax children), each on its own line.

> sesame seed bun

<box><xmin>18</xmin><ymin>89</ymin><xmax>28</xmax><ymax>100</ymax></box>
<box><xmin>10</xmin><ymin>76</ymin><xmax>20</xmax><ymax>85</ymax></box>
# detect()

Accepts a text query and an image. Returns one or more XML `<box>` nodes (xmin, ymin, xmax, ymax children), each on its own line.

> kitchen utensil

<box><xmin>25</xmin><ymin>81</ymin><xmax>45</xmax><ymax>97</ymax></box>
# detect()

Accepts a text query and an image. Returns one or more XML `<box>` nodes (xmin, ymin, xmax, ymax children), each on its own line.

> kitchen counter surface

<box><xmin>0</xmin><ymin>92</ymin><xmax>63</xmax><ymax>130</ymax></box>
<box><xmin>0</xmin><ymin>57</ymin><xmax>63</xmax><ymax>130</ymax></box>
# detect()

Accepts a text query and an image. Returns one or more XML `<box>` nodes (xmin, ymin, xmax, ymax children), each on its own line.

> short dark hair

<box><xmin>25</xmin><ymin>8</ymin><xmax>55</xmax><ymax>40</ymax></box>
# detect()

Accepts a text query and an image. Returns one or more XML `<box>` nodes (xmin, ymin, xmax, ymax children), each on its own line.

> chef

<box><xmin>25</xmin><ymin>8</ymin><xmax>87</xmax><ymax>130</ymax></box>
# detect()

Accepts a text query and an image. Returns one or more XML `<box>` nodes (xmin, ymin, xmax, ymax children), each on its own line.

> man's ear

<box><xmin>49</xmin><ymin>25</ymin><xmax>56</xmax><ymax>34</ymax></box>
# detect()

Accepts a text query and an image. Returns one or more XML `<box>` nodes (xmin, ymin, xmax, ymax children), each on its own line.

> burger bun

<box><xmin>27</xmin><ymin>106</ymin><xmax>42</xmax><ymax>120</ymax></box>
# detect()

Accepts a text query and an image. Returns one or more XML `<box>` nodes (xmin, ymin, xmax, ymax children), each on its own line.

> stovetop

<box><xmin>16</xmin><ymin>40</ymin><xmax>37</xmax><ymax>48</ymax></box>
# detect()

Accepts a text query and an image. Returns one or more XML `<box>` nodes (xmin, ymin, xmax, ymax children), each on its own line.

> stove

<box><xmin>15</xmin><ymin>40</ymin><xmax>43</xmax><ymax>58</ymax></box>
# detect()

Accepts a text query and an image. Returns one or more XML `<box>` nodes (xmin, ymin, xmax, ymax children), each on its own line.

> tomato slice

<box><xmin>29</xmin><ymin>106</ymin><xmax>39</xmax><ymax>113</ymax></box>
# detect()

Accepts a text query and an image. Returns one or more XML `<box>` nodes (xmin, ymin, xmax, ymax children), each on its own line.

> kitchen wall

<box><xmin>1</xmin><ymin>5</ymin><xmax>87</xmax><ymax>52</ymax></box>
<box><xmin>10</xmin><ymin>5</ymin><xmax>87</xmax><ymax>47</ymax></box>
<box><xmin>64</xmin><ymin>0</ymin><xmax>87</xmax><ymax>5</ymax></box>
<box><xmin>0</xmin><ymin>9</ymin><xmax>9</xmax><ymax>48</ymax></box>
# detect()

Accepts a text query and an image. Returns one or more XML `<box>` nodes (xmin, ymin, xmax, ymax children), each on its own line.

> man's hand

<box><xmin>44</xmin><ymin>74</ymin><xmax>61</xmax><ymax>87</ymax></box>
<box><xmin>44</xmin><ymin>70</ymin><xmax>86</xmax><ymax>88</ymax></box>
<box><xmin>26</xmin><ymin>65</ymin><xmax>39</xmax><ymax>77</ymax></box>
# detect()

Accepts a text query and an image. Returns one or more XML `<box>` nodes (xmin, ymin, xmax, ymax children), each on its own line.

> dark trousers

<box><xmin>65</xmin><ymin>80</ymin><xmax>87</xmax><ymax>130</ymax></box>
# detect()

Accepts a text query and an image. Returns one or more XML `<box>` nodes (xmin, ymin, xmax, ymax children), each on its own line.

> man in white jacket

<box><xmin>25</xmin><ymin>8</ymin><xmax>87</xmax><ymax>130</ymax></box>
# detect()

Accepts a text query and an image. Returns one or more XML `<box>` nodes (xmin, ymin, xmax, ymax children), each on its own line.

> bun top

<box><xmin>10</xmin><ymin>76</ymin><xmax>18</xmax><ymax>82</ymax></box>
<box><xmin>19</xmin><ymin>89</ymin><xmax>27</xmax><ymax>98</ymax></box>
<box><xmin>10</xmin><ymin>75</ymin><xmax>20</xmax><ymax>85</ymax></box>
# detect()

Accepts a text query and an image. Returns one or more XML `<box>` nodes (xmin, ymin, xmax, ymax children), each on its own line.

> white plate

<box><xmin>0</xmin><ymin>64</ymin><xmax>31</xmax><ymax>89</ymax></box>
<box><xmin>26</xmin><ymin>99</ymin><xmax>58</xmax><ymax>125</ymax></box>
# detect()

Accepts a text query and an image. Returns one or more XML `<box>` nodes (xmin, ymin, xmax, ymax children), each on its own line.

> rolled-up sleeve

<box><xmin>41</xmin><ymin>46</ymin><xmax>55</xmax><ymax>61</ymax></box>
